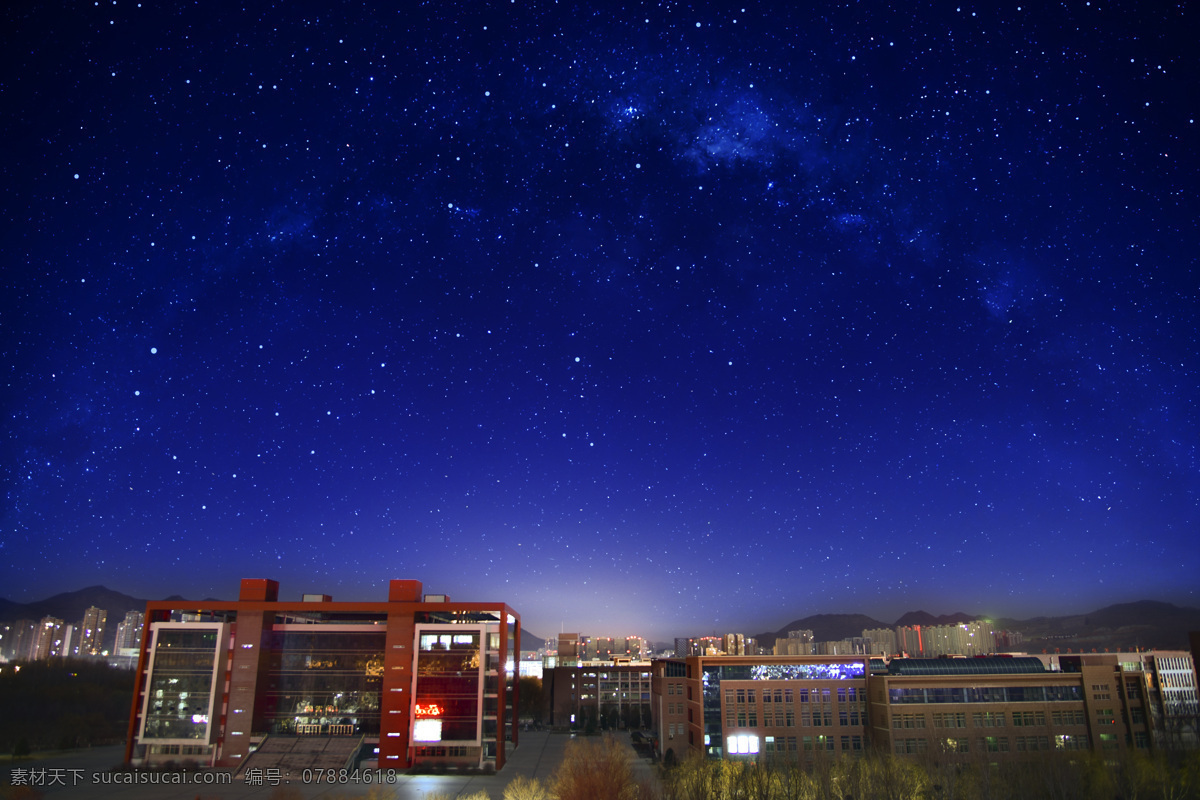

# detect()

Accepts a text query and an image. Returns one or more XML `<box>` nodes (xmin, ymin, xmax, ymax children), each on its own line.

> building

<box><xmin>774</xmin><ymin>630</ymin><xmax>815</xmax><ymax>656</ymax></box>
<box><xmin>79</xmin><ymin>606</ymin><xmax>108</xmax><ymax>657</ymax></box>
<box><xmin>583</xmin><ymin>636</ymin><xmax>649</xmax><ymax>662</ymax></box>
<box><xmin>124</xmin><ymin>578</ymin><xmax>520</xmax><ymax>772</ymax></box>
<box><xmin>651</xmin><ymin>655</ymin><xmax>871</xmax><ymax>763</ymax></box>
<box><xmin>32</xmin><ymin>617</ymin><xmax>65</xmax><ymax>660</ymax></box>
<box><xmin>115</xmin><ymin>610</ymin><xmax>146</xmax><ymax>656</ymax></box>
<box><xmin>545</xmin><ymin>663</ymin><xmax>653</xmax><ymax>730</ymax></box>
<box><xmin>8</xmin><ymin>619</ymin><xmax>37</xmax><ymax>661</ymax></box>
<box><xmin>650</xmin><ymin>651</ymin><xmax>1199</xmax><ymax>765</ymax></box>
<box><xmin>862</xmin><ymin>628</ymin><xmax>899</xmax><ymax>656</ymax></box>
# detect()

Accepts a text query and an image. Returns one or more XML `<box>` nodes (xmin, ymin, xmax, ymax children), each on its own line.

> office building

<box><xmin>650</xmin><ymin>651</ymin><xmax>1199</xmax><ymax>764</ymax></box>
<box><xmin>125</xmin><ymin>578</ymin><xmax>520</xmax><ymax>772</ymax></box>
<box><xmin>545</xmin><ymin>663</ymin><xmax>653</xmax><ymax>730</ymax></box>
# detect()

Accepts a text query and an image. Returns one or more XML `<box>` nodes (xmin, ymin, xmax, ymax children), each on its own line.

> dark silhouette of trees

<box><xmin>0</xmin><ymin>659</ymin><xmax>133</xmax><ymax>755</ymax></box>
<box><xmin>658</xmin><ymin>748</ymin><xmax>1200</xmax><ymax>800</ymax></box>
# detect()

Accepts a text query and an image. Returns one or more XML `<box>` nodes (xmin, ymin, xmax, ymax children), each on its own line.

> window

<box><xmin>1052</xmin><ymin>710</ymin><xmax>1086</xmax><ymax>726</ymax></box>
<box><xmin>1055</xmin><ymin>734</ymin><xmax>1088</xmax><ymax>751</ymax></box>
<box><xmin>1100</xmin><ymin>733</ymin><xmax>1118</xmax><ymax>750</ymax></box>
<box><xmin>784</xmin><ymin>689</ymin><xmax>793</xmax><ymax>703</ymax></box>
<box><xmin>932</xmin><ymin>712</ymin><xmax>967</xmax><ymax>729</ymax></box>
<box><xmin>894</xmin><ymin>738</ymin><xmax>928</xmax><ymax>754</ymax></box>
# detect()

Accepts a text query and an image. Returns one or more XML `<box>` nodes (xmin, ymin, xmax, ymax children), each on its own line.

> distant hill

<box><xmin>752</xmin><ymin>601</ymin><xmax>1200</xmax><ymax>653</ymax></box>
<box><xmin>0</xmin><ymin>586</ymin><xmax>149</xmax><ymax>654</ymax></box>
<box><xmin>0</xmin><ymin>585</ymin><xmax>147</xmax><ymax>627</ymax></box>
<box><xmin>995</xmin><ymin>600</ymin><xmax>1200</xmax><ymax>652</ymax></box>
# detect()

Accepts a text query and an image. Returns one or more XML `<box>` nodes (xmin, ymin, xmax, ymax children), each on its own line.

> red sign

<box><xmin>415</xmin><ymin>703</ymin><xmax>443</xmax><ymax>718</ymax></box>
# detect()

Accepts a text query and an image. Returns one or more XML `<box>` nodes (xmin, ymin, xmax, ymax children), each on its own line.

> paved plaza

<box><xmin>2</xmin><ymin>731</ymin><xmax>659</xmax><ymax>800</ymax></box>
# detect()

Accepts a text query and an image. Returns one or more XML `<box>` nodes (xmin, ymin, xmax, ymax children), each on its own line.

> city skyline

<box><xmin>3</xmin><ymin>1</ymin><xmax>1197</xmax><ymax>643</ymax></box>
<box><xmin>0</xmin><ymin>579</ymin><xmax>1195</xmax><ymax>647</ymax></box>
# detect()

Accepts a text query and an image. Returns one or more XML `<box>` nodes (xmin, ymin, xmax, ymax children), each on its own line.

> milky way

<box><xmin>2</xmin><ymin>1</ymin><xmax>1196</xmax><ymax>640</ymax></box>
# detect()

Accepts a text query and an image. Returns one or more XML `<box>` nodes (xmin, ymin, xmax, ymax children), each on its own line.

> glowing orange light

<box><xmin>415</xmin><ymin>703</ymin><xmax>443</xmax><ymax>718</ymax></box>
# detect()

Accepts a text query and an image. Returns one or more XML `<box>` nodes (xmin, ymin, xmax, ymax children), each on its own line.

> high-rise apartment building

<box><xmin>114</xmin><ymin>609</ymin><xmax>146</xmax><ymax>655</ymax></box>
<box><xmin>32</xmin><ymin>617</ymin><xmax>65</xmax><ymax>660</ymax></box>
<box><xmin>79</xmin><ymin>606</ymin><xmax>107</xmax><ymax>656</ymax></box>
<box><xmin>7</xmin><ymin>620</ymin><xmax>37</xmax><ymax>660</ymax></box>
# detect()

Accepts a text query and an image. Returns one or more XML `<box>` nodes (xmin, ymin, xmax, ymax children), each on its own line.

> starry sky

<box><xmin>2</xmin><ymin>0</ymin><xmax>1197</xmax><ymax>643</ymax></box>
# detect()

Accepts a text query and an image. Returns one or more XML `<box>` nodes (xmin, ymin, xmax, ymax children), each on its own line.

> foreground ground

<box><xmin>1</xmin><ymin>730</ymin><xmax>656</xmax><ymax>799</ymax></box>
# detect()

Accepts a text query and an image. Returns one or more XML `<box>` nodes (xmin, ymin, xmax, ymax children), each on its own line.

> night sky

<box><xmin>2</xmin><ymin>1</ymin><xmax>1197</xmax><ymax>642</ymax></box>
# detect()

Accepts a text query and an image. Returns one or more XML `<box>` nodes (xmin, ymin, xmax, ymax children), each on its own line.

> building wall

<box><xmin>652</xmin><ymin>652</ymin><xmax>1198</xmax><ymax>765</ymax></box>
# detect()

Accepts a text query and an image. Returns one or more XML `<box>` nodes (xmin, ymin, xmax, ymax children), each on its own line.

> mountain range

<box><xmin>2</xmin><ymin>588</ymin><xmax>1196</xmax><ymax>656</ymax></box>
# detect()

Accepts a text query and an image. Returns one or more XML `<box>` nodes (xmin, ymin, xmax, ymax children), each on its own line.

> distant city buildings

<box><xmin>775</xmin><ymin>620</ymin><xmax>1026</xmax><ymax>658</ymax></box>
<box><xmin>673</xmin><ymin>634</ymin><xmax>759</xmax><ymax>658</ymax></box>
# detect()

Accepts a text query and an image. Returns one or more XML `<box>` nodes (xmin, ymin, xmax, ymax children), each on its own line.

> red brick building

<box><xmin>125</xmin><ymin>578</ymin><xmax>520</xmax><ymax>772</ymax></box>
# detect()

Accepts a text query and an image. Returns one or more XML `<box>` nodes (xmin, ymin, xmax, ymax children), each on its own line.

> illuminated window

<box><xmin>728</xmin><ymin>734</ymin><xmax>759</xmax><ymax>755</ymax></box>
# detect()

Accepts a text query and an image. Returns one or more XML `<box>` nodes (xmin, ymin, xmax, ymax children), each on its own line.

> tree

<box><xmin>504</xmin><ymin>775</ymin><xmax>552</xmax><ymax>800</ymax></box>
<box><xmin>554</xmin><ymin>734</ymin><xmax>645</xmax><ymax>800</ymax></box>
<box><xmin>518</xmin><ymin>676</ymin><xmax>546</xmax><ymax>724</ymax></box>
